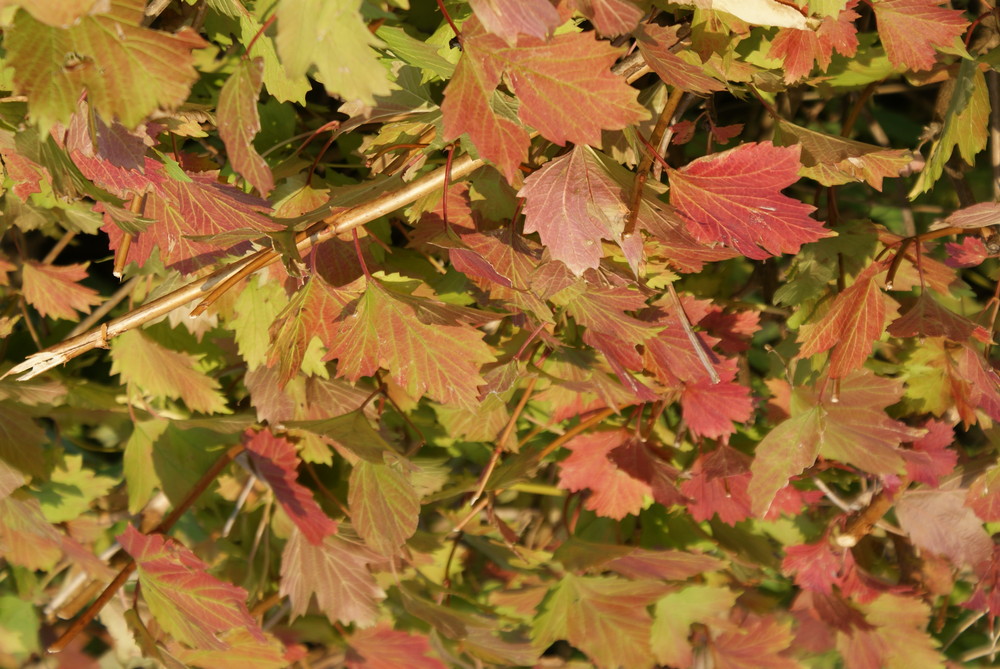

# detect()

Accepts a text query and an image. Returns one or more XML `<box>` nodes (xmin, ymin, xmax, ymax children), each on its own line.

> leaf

<box><xmin>123</xmin><ymin>419</ymin><xmax>168</xmax><ymax>514</ymax></box>
<box><xmin>5</xmin><ymin>0</ymin><xmax>207</xmax><ymax>130</ymax></box>
<box><xmin>34</xmin><ymin>454</ymin><xmax>115</xmax><ymax>523</ymax></box>
<box><xmin>896</xmin><ymin>486</ymin><xmax>992</xmax><ymax>569</ymax></box>
<box><xmin>636</xmin><ymin>24</ymin><xmax>726</xmax><ymax>94</ymax></box>
<box><xmin>775</xmin><ymin>120</ymin><xmax>912</xmax><ymax>190</ymax></box>
<box><xmin>110</xmin><ymin>329</ymin><xmax>229</xmax><ymax>414</ymax></box>
<box><xmin>469</xmin><ymin>0</ymin><xmax>560</xmax><ymax>45</ymax></box>
<box><xmin>119</xmin><ymin>526</ymin><xmax>270</xmax><ymax>651</ymax></box>
<box><xmin>837</xmin><ymin>594</ymin><xmax>944</xmax><ymax>669</ymax></box>
<box><xmin>711</xmin><ymin>615</ymin><xmax>798</xmax><ymax>669</ymax></box>
<box><xmin>244</xmin><ymin>429</ymin><xmax>337</xmax><ymax>545</ymax></box>
<box><xmin>887</xmin><ymin>292</ymin><xmax>982</xmax><ymax>342</ymax></box>
<box><xmin>668</xmin><ymin>142</ymin><xmax>829</xmax><ymax>260</ymax></box>
<box><xmin>20</xmin><ymin>261</ymin><xmax>101</xmax><ymax>321</ymax></box>
<box><xmin>605</xmin><ymin>549</ymin><xmax>725</xmax><ymax>581</ymax></box>
<box><xmin>783</xmin><ymin>540</ymin><xmax>843</xmax><ymax>595</ymax></box>
<box><xmin>768</xmin><ymin>3</ymin><xmax>860</xmax><ymax>82</ymax></box>
<box><xmin>318</xmin><ymin>275</ymin><xmax>496</xmax><ymax>408</ymax></box>
<box><xmin>942</xmin><ymin>201</ymin><xmax>1000</xmax><ymax>229</ymax></box>
<box><xmin>651</xmin><ymin>584</ymin><xmax>738</xmax><ymax>667</ymax></box>
<box><xmin>680</xmin><ymin>446</ymin><xmax>753</xmax><ymax>525</ymax></box>
<box><xmin>0</xmin><ymin>402</ymin><xmax>46</xmax><ymax>478</ymax></box>
<box><xmin>532</xmin><ymin>573</ymin><xmax>664</xmax><ymax>669</ymax></box>
<box><xmin>217</xmin><ymin>58</ymin><xmax>274</xmax><ymax>195</ymax></box>
<box><xmin>901</xmin><ymin>420</ymin><xmax>956</xmax><ymax>487</ymax></box>
<box><xmin>910</xmin><ymin>58</ymin><xmax>988</xmax><ymax>197</ymax></box>
<box><xmin>966</xmin><ymin>465</ymin><xmax>1000</xmax><ymax>522</ymax></box>
<box><xmin>442</xmin><ymin>18</ymin><xmax>647</xmax><ymax>179</ymax></box>
<box><xmin>521</xmin><ymin>145</ymin><xmax>631</xmax><ymax>274</ymax></box>
<box><xmin>231</xmin><ymin>275</ymin><xmax>290</xmax><ymax>370</ymax></box>
<box><xmin>681</xmin><ymin>373</ymin><xmax>754</xmax><ymax>439</ymax></box>
<box><xmin>796</xmin><ymin>261</ymin><xmax>893</xmax><ymax>378</ymax></box>
<box><xmin>0</xmin><ymin>493</ymin><xmax>64</xmax><ymax>571</ymax></box>
<box><xmin>275</xmin><ymin>0</ymin><xmax>392</xmax><ymax>104</ymax></box>
<box><xmin>346</xmin><ymin>623</ymin><xmax>447</xmax><ymax>669</ymax></box>
<box><xmin>171</xmin><ymin>627</ymin><xmax>287</xmax><ymax>669</ymax></box>
<box><xmin>710</xmin><ymin>0</ymin><xmax>810</xmax><ymax>28</ymax></box>
<box><xmin>281</xmin><ymin>526</ymin><xmax>386</xmax><ymax>628</ymax></box>
<box><xmin>872</xmin><ymin>0</ymin><xmax>967</xmax><ymax>72</ymax></box>
<box><xmin>557</xmin><ymin>429</ymin><xmax>652</xmax><ymax>519</ymax></box>
<box><xmin>572</xmin><ymin>0</ymin><xmax>644</xmax><ymax>37</ymax></box>
<box><xmin>4</xmin><ymin>0</ymin><xmax>106</xmax><ymax>27</ymax></box>
<box><xmin>348</xmin><ymin>458</ymin><xmax>420</xmax><ymax>556</ymax></box>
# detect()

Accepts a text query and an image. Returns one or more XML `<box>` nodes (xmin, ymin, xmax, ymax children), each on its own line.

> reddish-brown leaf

<box><xmin>680</xmin><ymin>446</ymin><xmax>753</xmax><ymax>525</ymax></box>
<box><xmin>888</xmin><ymin>292</ymin><xmax>985</xmax><ymax>342</ymax></box>
<box><xmin>608</xmin><ymin>438</ymin><xmax>686</xmax><ymax>508</ymax></box>
<box><xmin>768</xmin><ymin>2</ymin><xmax>859</xmax><ymax>81</ymax></box>
<box><xmin>636</xmin><ymin>24</ymin><xmax>726</xmax><ymax>93</ymax></box>
<box><xmin>896</xmin><ymin>486</ymin><xmax>992</xmax><ymax>570</ymax></box>
<box><xmin>797</xmin><ymin>261</ymin><xmax>893</xmax><ymax>378</ymax></box>
<box><xmin>783</xmin><ymin>540</ymin><xmax>842</xmax><ymax>595</ymax></box>
<box><xmin>244</xmin><ymin>429</ymin><xmax>336</xmax><ymax>544</ymax></box>
<box><xmin>0</xmin><ymin>493</ymin><xmax>64</xmax><ymax>571</ymax></box>
<box><xmin>681</xmin><ymin>372</ymin><xmax>754</xmax><ymax>439</ymax></box>
<box><xmin>872</xmin><ymin>0</ymin><xmax>967</xmax><ymax>72</ymax></box>
<box><xmin>217</xmin><ymin>58</ymin><xmax>274</xmax><ymax>195</ymax></box>
<box><xmin>901</xmin><ymin>419</ymin><xmax>956</xmax><ymax>487</ymax></box>
<box><xmin>572</xmin><ymin>0</ymin><xmax>644</xmax><ymax>36</ymax></box>
<box><xmin>346</xmin><ymin>623</ymin><xmax>447</xmax><ymax>669</ymax></box>
<box><xmin>605</xmin><ymin>548</ymin><xmax>725</xmax><ymax>581</ymax></box>
<box><xmin>942</xmin><ymin>201</ymin><xmax>1000</xmax><ymax>229</ymax></box>
<box><xmin>966</xmin><ymin>465</ymin><xmax>1000</xmax><ymax>522</ymax></box>
<box><xmin>20</xmin><ymin>261</ymin><xmax>101</xmax><ymax>321</ymax></box>
<box><xmin>837</xmin><ymin>594</ymin><xmax>944</xmax><ymax>669</ymax></box>
<box><xmin>521</xmin><ymin>145</ymin><xmax>630</xmax><ymax>274</ymax></box>
<box><xmin>711</xmin><ymin>615</ymin><xmax>799</xmax><ymax>669</ymax></box>
<box><xmin>668</xmin><ymin>142</ymin><xmax>828</xmax><ymax>259</ymax></box>
<box><xmin>557</xmin><ymin>429</ymin><xmax>652</xmax><ymax>519</ymax></box>
<box><xmin>118</xmin><ymin>525</ymin><xmax>268</xmax><ymax>651</ymax></box>
<box><xmin>468</xmin><ymin>0</ymin><xmax>560</xmax><ymax>44</ymax></box>
<box><xmin>280</xmin><ymin>526</ymin><xmax>386</xmax><ymax>628</ymax></box>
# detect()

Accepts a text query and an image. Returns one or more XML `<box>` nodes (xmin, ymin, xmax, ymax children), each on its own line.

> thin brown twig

<box><xmin>470</xmin><ymin>375</ymin><xmax>539</xmax><ymax>505</ymax></box>
<box><xmin>624</xmin><ymin>86</ymin><xmax>685</xmax><ymax>236</ymax></box>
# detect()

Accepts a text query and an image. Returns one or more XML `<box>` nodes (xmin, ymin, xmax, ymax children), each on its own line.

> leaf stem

<box><xmin>625</xmin><ymin>86</ymin><xmax>684</xmax><ymax>235</ymax></box>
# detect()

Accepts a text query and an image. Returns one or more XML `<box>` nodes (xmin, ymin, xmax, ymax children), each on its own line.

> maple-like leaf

<box><xmin>775</xmin><ymin>120</ymin><xmax>912</xmax><ymax>190</ymax></box>
<box><xmin>572</xmin><ymin>0</ymin><xmax>644</xmax><ymax>36</ymax></box>
<box><xmin>837</xmin><ymin>594</ymin><xmax>944</xmax><ymax>668</ymax></box>
<box><xmin>651</xmin><ymin>584</ymin><xmax>737</xmax><ymax>667</ymax></box>
<box><xmin>966</xmin><ymin>465</ymin><xmax>1000</xmax><ymax>522</ymax></box>
<box><xmin>769</xmin><ymin>2</ymin><xmax>859</xmax><ymax>81</ymax></box>
<box><xmin>118</xmin><ymin>525</ymin><xmax>269</xmax><ymax>651</ymax></box>
<box><xmin>317</xmin><ymin>274</ymin><xmax>497</xmax><ymax>408</ymax></box>
<box><xmin>901</xmin><ymin>420</ymin><xmax>956</xmax><ymax>487</ymax></box>
<box><xmin>217</xmin><ymin>58</ymin><xmax>274</xmax><ymax>195</ymax></box>
<box><xmin>110</xmin><ymin>329</ymin><xmax>229</xmax><ymax>414</ymax></box>
<box><xmin>797</xmin><ymin>261</ymin><xmax>893</xmax><ymax>378</ymax></box>
<box><xmin>532</xmin><ymin>573</ymin><xmax>665</xmax><ymax>669</ymax></box>
<box><xmin>348</xmin><ymin>458</ymin><xmax>420</xmax><ymax>556</ymax></box>
<box><xmin>521</xmin><ymin>146</ymin><xmax>631</xmax><ymax>274</ymax></box>
<box><xmin>244</xmin><ymin>429</ymin><xmax>336</xmax><ymax>544</ymax></box>
<box><xmin>20</xmin><ymin>261</ymin><xmax>101</xmax><ymax>321</ymax></box>
<box><xmin>896</xmin><ymin>486</ymin><xmax>992</xmax><ymax>570</ymax></box>
<box><xmin>0</xmin><ymin>493</ymin><xmax>64</xmax><ymax>571</ymax></box>
<box><xmin>281</xmin><ymin>526</ymin><xmax>386</xmax><ymax>627</ymax></box>
<box><xmin>680</xmin><ymin>446</ymin><xmax>753</xmax><ymax>525</ymax></box>
<box><xmin>872</xmin><ymin>0</ymin><xmax>967</xmax><ymax>72</ymax></box>
<box><xmin>442</xmin><ymin>18</ymin><xmax>647</xmax><ymax>180</ymax></box>
<box><xmin>636</xmin><ymin>24</ymin><xmax>726</xmax><ymax>94</ymax></box>
<box><xmin>941</xmin><ymin>201</ymin><xmax>1000</xmax><ymax>229</ymax></box>
<box><xmin>681</xmin><ymin>372</ymin><xmax>754</xmax><ymax>439</ymax></box>
<box><xmin>275</xmin><ymin>0</ymin><xmax>392</xmax><ymax>104</ymax></box>
<box><xmin>557</xmin><ymin>429</ymin><xmax>652</xmax><ymax>519</ymax></box>
<box><xmin>888</xmin><ymin>293</ymin><xmax>983</xmax><ymax>343</ymax></box>
<box><xmin>608</xmin><ymin>438</ymin><xmax>686</xmax><ymax>509</ymax></box>
<box><xmin>711</xmin><ymin>615</ymin><xmax>799</xmax><ymax>669</ymax></box>
<box><xmin>469</xmin><ymin>0</ymin><xmax>560</xmax><ymax>45</ymax></box>
<box><xmin>668</xmin><ymin>142</ymin><xmax>829</xmax><ymax>259</ymax></box>
<box><xmin>6</xmin><ymin>0</ymin><xmax>207</xmax><ymax>130</ymax></box>
<box><xmin>783</xmin><ymin>539</ymin><xmax>843</xmax><ymax>595</ymax></box>
<box><xmin>36</xmin><ymin>454</ymin><xmax>115</xmax><ymax>523</ymax></box>
<box><xmin>171</xmin><ymin>627</ymin><xmax>287</xmax><ymax>669</ymax></box>
<box><xmin>346</xmin><ymin>623</ymin><xmax>447</xmax><ymax>669</ymax></box>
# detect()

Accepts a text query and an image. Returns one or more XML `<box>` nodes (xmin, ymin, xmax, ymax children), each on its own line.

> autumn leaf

<box><xmin>571</xmin><ymin>0</ymin><xmax>644</xmax><ymax>37</ymax></box>
<box><xmin>346</xmin><ymin>623</ymin><xmax>446</xmax><ymax>669</ymax></box>
<box><xmin>651</xmin><ymin>585</ymin><xmax>737</xmax><ymax>667</ymax></box>
<box><xmin>348</xmin><ymin>458</ymin><xmax>420</xmax><ymax>556</ymax></box>
<box><xmin>557</xmin><ymin>429</ymin><xmax>653</xmax><ymax>519</ymax></box>
<box><xmin>171</xmin><ymin>627</ymin><xmax>287</xmax><ymax>669</ymax></box>
<box><xmin>35</xmin><ymin>454</ymin><xmax>115</xmax><ymax>523</ymax></box>
<box><xmin>711</xmin><ymin>615</ymin><xmax>799</xmax><ymax>669</ymax></box>
<box><xmin>636</xmin><ymin>24</ymin><xmax>726</xmax><ymax>94</ymax></box>
<box><xmin>680</xmin><ymin>446</ymin><xmax>753</xmax><ymax>525</ymax></box>
<box><xmin>218</xmin><ymin>58</ymin><xmax>274</xmax><ymax>195</ymax></box>
<box><xmin>281</xmin><ymin>526</ymin><xmax>386</xmax><ymax>628</ymax></box>
<box><xmin>887</xmin><ymin>292</ymin><xmax>983</xmax><ymax>342</ymax></box>
<box><xmin>966</xmin><ymin>465</ymin><xmax>1000</xmax><ymax>522</ymax></box>
<box><xmin>768</xmin><ymin>2</ymin><xmax>859</xmax><ymax>82</ymax></box>
<box><xmin>837</xmin><ymin>594</ymin><xmax>944</xmax><ymax>668</ymax></box>
<box><xmin>901</xmin><ymin>420</ymin><xmax>956</xmax><ymax>487</ymax></box>
<box><xmin>797</xmin><ymin>261</ymin><xmax>894</xmax><ymax>378</ymax></box>
<box><xmin>0</xmin><ymin>493</ymin><xmax>64</xmax><ymax>571</ymax></box>
<box><xmin>872</xmin><ymin>0</ymin><xmax>967</xmax><ymax>72</ymax></box>
<box><xmin>110</xmin><ymin>329</ymin><xmax>229</xmax><ymax>414</ymax></box>
<box><xmin>275</xmin><ymin>0</ymin><xmax>392</xmax><ymax>104</ymax></box>
<box><xmin>532</xmin><ymin>573</ymin><xmax>665</xmax><ymax>669</ymax></box>
<box><xmin>469</xmin><ymin>0</ymin><xmax>560</xmax><ymax>45</ymax></box>
<box><xmin>119</xmin><ymin>525</ymin><xmax>270</xmax><ymax>651</ymax></box>
<box><xmin>20</xmin><ymin>261</ymin><xmax>101</xmax><ymax>321</ymax></box>
<box><xmin>520</xmin><ymin>145</ymin><xmax>631</xmax><ymax>274</ymax></box>
<box><xmin>896</xmin><ymin>486</ymin><xmax>992</xmax><ymax>570</ymax></box>
<box><xmin>6</xmin><ymin>0</ymin><xmax>207</xmax><ymax>130</ymax></box>
<box><xmin>668</xmin><ymin>142</ymin><xmax>829</xmax><ymax>259</ymax></box>
<box><xmin>244</xmin><ymin>429</ymin><xmax>337</xmax><ymax>544</ymax></box>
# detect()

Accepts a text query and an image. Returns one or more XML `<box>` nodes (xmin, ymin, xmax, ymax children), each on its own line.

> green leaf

<box><xmin>0</xmin><ymin>402</ymin><xmax>46</xmax><ymax>478</ymax></box>
<box><xmin>231</xmin><ymin>274</ymin><xmax>289</xmax><ymax>371</ymax></box>
<box><xmin>650</xmin><ymin>585</ymin><xmax>738</xmax><ymax>667</ymax></box>
<box><xmin>0</xmin><ymin>595</ymin><xmax>39</xmax><ymax>658</ymax></box>
<box><xmin>34</xmin><ymin>454</ymin><xmax>115</xmax><ymax>523</ymax></box>
<box><xmin>123</xmin><ymin>419</ymin><xmax>168</xmax><ymax>514</ymax></box>
<box><xmin>348</xmin><ymin>458</ymin><xmax>420</xmax><ymax>556</ymax></box>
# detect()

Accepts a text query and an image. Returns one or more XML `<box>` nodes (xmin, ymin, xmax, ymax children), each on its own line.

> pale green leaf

<box><xmin>35</xmin><ymin>454</ymin><xmax>116</xmax><ymax>523</ymax></box>
<box><xmin>123</xmin><ymin>419</ymin><xmax>169</xmax><ymax>514</ymax></box>
<box><xmin>348</xmin><ymin>458</ymin><xmax>420</xmax><ymax>556</ymax></box>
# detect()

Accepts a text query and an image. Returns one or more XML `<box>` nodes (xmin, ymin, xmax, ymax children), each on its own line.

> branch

<box><xmin>6</xmin><ymin>154</ymin><xmax>484</xmax><ymax>381</ymax></box>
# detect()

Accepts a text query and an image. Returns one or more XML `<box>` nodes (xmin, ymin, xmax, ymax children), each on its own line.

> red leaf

<box><xmin>964</xmin><ymin>545</ymin><xmax>1000</xmax><ymax>618</ymax></box>
<box><xmin>681</xmin><ymin>372</ymin><xmax>754</xmax><ymax>439</ymax></box>
<box><xmin>468</xmin><ymin>0</ymin><xmax>560</xmax><ymax>45</ymax></box>
<box><xmin>20</xmin><ymin>261</ymin><xmax>101</xmax><ymax>321</ymax></box>
<box><xmin>797</xmin><ymin>261</ymin><xmax>893</xmax><ymax>378</ymax></box>
<box><xmin>711</xmin><ymin>615</ymin><xmax>798</xmax><ymax>669</ymax></box>
<box><xmin>954</xmin><ymin>344</ymin><xmax>1000</xmax><ymax>425</ymax></box>
<box><xmin>768</xmin><ymin>2</ymin><xmax>859</xmax><ymax>81</ymax></box>
<box><xmin>783</xmin><ymin>539</ymin><xmax>842</xmax><ymax>595</ymax></box>
<box><xmin>636</xmin><ymin>24</ymin><xmax>725</xmax><ymax>94</ymax></box>
<box><xmin>873</xmin><ymin>0</ymin><xmax>967</xmax><ymax>72</ymax></box>
<box><xmin>966</xmin><ymin>465</ymin><xmax>1000</xmax><ymax>522</ymax></box>
<box><xmin>608</xmin><ymin>438</ymin><xmax>686</xmax><ymax>508</ymax></box>
<box><xmin>896</xmin><ymin>487</ymin><xmax>992</xmax><ymax>569</ymax></box>
<box><xmin>901</xmin><ymin>420</ymin><xmax>956</xmax><ymax>486</ymax></box>
<box><xmin>639</xmin><ymin>198</ymin><xmax>740</xmax><ymax>272</ymax></box>
<box><xmin>244</xmin><ymin>429</ymin><xmax>336</xmax><ymax>544</ymax></box>
<box><xmin>557</xmin><ymin>429</ymin><xmax>652</xmax><ymax>519</ymax></box>
<box><xmin>280</xmin><ymin>526</ymin><xmax>386</xmax><ymax>628</ymax></box>
<box><xmin>887</xmin><ymin>292</ymin><xmax>984</xmax><ymax>342</ymax></box>
<box><xmin>118</xmin><ymin>525</ymin><xmax>268</xmax><ymax>651</ymax></box>
<box><xmin>945</xmin><ymin>237</ymin><xmax>990</xmax><ymax>268</ymax></box>
<box><xmin>572</xmin><ymin>0</ymin><xmax>644</xmax><ymax>36</ymax></box>
<box><xmin>442</xmin><ymin>18</ymin><xmax>647</xmax><ymax>179</ymax></box>
<box><xmin>217</xmin><ymin>58</ymin><xmax>274</xmax><ymax>195</ymax></box>
<box><xmin>521</xmin><ymin>146</ymin><xmax>631</xmax><ymax>274</ymax></box>
<box><xmin>346</xmin><ymin>623</ymin><xmax>446</xmax><ymax>669</ymax></box>
<box><xmin>668</xmin><ymin>142</ymin><xmax>828</xmax><ymax>259</ymax></box>
<box><xmin>680</xmin><ymin>446</ymin><xmax>753</xmax><ymax>525</ymax></box>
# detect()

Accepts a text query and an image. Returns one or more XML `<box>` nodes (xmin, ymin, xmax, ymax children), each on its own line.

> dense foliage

<box><xmin>4</xmin><ymin>0</ymin><xmax>1000</xmax><ymax>666</ymax></box>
